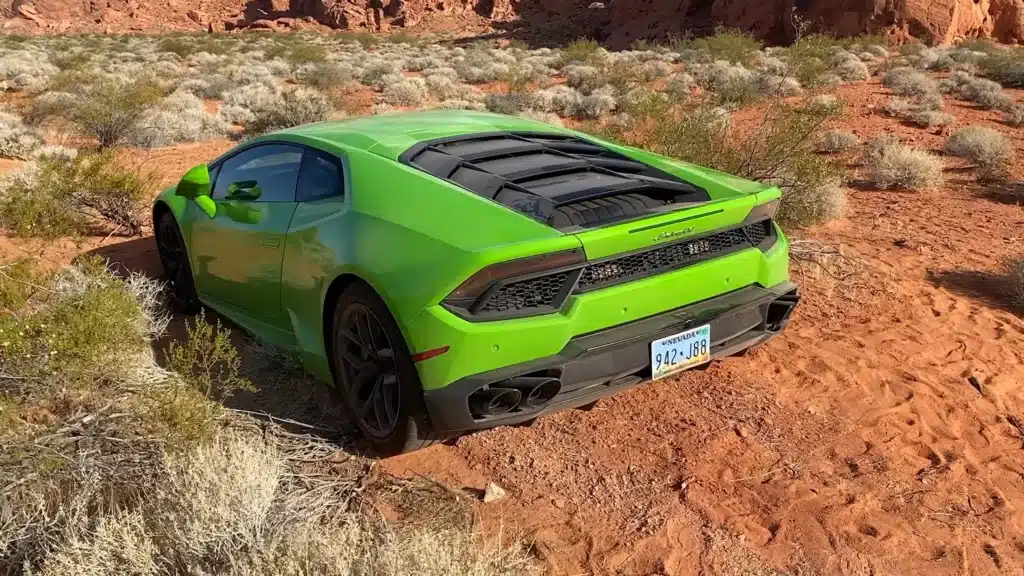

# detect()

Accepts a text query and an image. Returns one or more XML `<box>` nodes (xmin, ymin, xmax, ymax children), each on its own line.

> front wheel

<box><xmin>155</xmin><ymin>211</ymin><xmax>200</xmax><ymax>314</ymax></box>
<box><xmin>330</xmin><ymin>283</ymin><xmax>439</xmax><ymax>455</ymax></box>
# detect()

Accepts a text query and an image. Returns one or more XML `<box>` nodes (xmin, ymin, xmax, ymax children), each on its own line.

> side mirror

<box><xmin>225</xmin><ymin>180</ymin><xmax>263</xmax><ymax>201</ymax></box>
<box><xmin>176</xmin><ymin>164</ymin><xmax>216</xmax><ymax>218</ymax></box>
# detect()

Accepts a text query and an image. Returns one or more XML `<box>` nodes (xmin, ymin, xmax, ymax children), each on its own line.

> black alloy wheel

<box><xmin>336</xmin><ymin>303</ymin><xmax>402</xmax><ymax>439</ymax></box>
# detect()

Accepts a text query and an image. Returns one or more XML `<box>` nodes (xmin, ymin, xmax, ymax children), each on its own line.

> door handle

<box><xmin>261</xmin><ymin>238</ymin><xmax>280</xmax><ymax>248</ymax></box>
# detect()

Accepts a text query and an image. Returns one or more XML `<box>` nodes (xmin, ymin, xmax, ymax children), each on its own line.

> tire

<box><xmin>155</xmin><ymin>211</ymin><xmax>201</xmax><ymax>314</ymax></box>
<box><xmin>330</xmin><ymin>282</ymin><xmax>439</xmax><ymax>456</ymax></box>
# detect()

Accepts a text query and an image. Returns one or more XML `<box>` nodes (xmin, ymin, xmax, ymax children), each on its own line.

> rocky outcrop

<box><xmin>2</xmin><ymin>0</ymin><xmax>1022</xmax><ymax>45</ymax></box>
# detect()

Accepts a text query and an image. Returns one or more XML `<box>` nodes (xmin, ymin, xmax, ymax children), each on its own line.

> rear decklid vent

<box><xmin>400</xmin><ymin>132</ymin><xmax>711</xmax><ymax>231</ymax></box>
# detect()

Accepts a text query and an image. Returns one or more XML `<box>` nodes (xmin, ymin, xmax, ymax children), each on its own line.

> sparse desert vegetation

<box><xmin>1</xmin><ymin>27</ymin><xmax>1023</xmax><ymax>576</ymax></box>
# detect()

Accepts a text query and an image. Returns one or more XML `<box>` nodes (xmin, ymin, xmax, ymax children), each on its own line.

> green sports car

<box><xmin>153</xmin><ymin>110</ymin><xmax>799</xmax><ymax>454</ymax></box>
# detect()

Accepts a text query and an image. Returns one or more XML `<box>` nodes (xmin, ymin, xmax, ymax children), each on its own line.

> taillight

<box><xmin>444</xmin><ymin>249</ymin><xmax>585</xmax><ymax>316</ymax></box>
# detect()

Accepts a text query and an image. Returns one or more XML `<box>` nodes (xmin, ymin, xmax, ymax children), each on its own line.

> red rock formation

<box><xmin>1</xmin><ymin>0</ymin><xmax>1022</xmax><ymax>45</ymax></box>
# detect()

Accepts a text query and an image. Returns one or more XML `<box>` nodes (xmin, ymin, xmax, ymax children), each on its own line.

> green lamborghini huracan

<box><xmin>154</xmin><ymin>110</ymin><xmax>799</xmax><ymax>454</ymax></box>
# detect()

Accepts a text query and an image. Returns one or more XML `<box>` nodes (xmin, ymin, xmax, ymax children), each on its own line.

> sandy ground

<box><xmin>2</xmin><ymin>79</ymin><xmax>1023</xmax><ymax>575</ymax></box>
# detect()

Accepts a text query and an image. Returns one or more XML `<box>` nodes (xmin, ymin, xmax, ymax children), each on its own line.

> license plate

<box><xmin>651</xmin><ymin>324</ymin><xmax>711</xmax><ymax>380</ymax></box>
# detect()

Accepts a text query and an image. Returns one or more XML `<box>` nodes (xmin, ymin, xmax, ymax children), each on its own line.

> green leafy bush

<box><xmin>594</xmin><ymin>96</ymin><xmax>844</xmax><ymax>227</ymax></box>
<box><xmin>679</xmin><ymin>28</ymin><xmax>762</xmax><ymax>65</ymax></box>
<box><xmin>40</xmin><ymin>75</ymin><xmax>165</xmax><ymax>148</ymax></box>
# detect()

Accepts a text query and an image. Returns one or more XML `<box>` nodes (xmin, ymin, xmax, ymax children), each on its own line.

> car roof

<box><xmin>275</xmin><ymin>110</ymin><xmax>570</xmax><ymax>160</ymax></box>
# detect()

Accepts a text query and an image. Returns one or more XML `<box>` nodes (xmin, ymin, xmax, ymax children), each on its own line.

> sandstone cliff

<box><xmin>2</xmin><ymin>0</ymin><xmax>1022</xmax><ymax>46</ymax></box>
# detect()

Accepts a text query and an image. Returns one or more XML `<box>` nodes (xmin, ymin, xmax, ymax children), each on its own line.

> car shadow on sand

<box><xmin>927</xmin><ymin>267</ymin><xmax>1021</xmax><ymax>315</ymax></box>
<box><xmin>85</xmin><ymin>237</ymin><xmax>358</xmax><ymax>445</ymax></box>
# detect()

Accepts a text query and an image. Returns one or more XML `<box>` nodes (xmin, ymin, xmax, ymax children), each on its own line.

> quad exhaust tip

<box><xmin>469</xmin><ymin>387</ymin><xmax>522</xmax><ymax>417</ymax></box>
<box><xmin>764</xmin><ymin>291</ymin><xmax>800</xmax><ymax>333</ymax></box>
<box><xmin>468</xmin><ymin>376</ymin><xmax>563</xmax><ymax>418</ymax></box>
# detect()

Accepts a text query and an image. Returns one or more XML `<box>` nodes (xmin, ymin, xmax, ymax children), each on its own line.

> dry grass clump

<box><xmin>817</xmin><ymin>130</ymin><xmax>860</xmax><ymax>153</ymax></box>
<box><xmin>381</xmin><ymin>76</ymin><xmax>429</xmax><ymax>106</ymax></box>
<box><xmin>0</xmin><ymin>151</ymin><xmax>151</xmax><ymax>237</ymax></box>
<box><xmin>863</xmin><ymin>137</ymin><xmax>944</xmax><ymax>190</ymax></box>
<box><xmin>944</xmin><ymin>126</ymin><xmax>1013</xmax><ymax>181</ymax></box>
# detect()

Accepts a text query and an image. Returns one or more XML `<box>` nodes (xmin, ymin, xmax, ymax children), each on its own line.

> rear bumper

<box><xmin>422</xmin><ymin>281</ymin><xmax>799</xmax><ymax>433</ymax></box>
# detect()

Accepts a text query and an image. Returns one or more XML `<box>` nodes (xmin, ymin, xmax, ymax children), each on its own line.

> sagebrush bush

<box><xmin>835</xmin><ymin>57</ymin><xmax>870</xmax><ymax>81</ymax></box>
<box><xmin>0</xmin><ymin>111</ymin><xmax>42</xmax><ymax>159</ymax></box>
<box><xmin>381</xmin><ymin>76</ymin><xmax>428</xmax><ymax>106</ymax></box>
<box><xmin>244</xmin><ymin>88</ymin><xmax>334</xmax><ymax>136</ymax></box>
<box><xmin>864</xmin><ymin>138</ymin><xmax>944</xmax><ymax>190</ymax></box>
<box><xmin>980</xmin><ymin>48</ymin><xmax>1024</xmax><ymax>87</ymax></box>
<box><xmin>882</xmin><ymin>67</ymin><xmax>937</xmax><ymax>96</ymax></box>
<box><xmin>817</xmin><ymin>130</ymin><xmax>860</xmax><ymax>153</ymax></box>
<box><xmin>0</xmin><ymin>152</ymin><xmax>151</xmax><ymax>237</ymax></box>
<box><xmin>907</xmin><ymin>110</ymin><xmax>954</xmax><ymax>128</ymax></box>
<box><xmin>556</xmin><ymin>38</ymin><xmax>601</xmax><ymax>66</ymax></box>
<box><xmin>1003</xmin><ymin>104</ymin><xmax>1024</xmax><ymax>126</ymax></box>
<box><xmin>944</xmin><ymin>126</ymin><xmax>1013</xmax><ymax>181</ymax></box>
<box><xmin>128</xmin><ymin>90</ymin><xmax>228</xmax><ymax>148</ymax></box>
<box><xmin>959</xmin><ymin>77</ymin><xmax>1015</xmax><ymax>109</ymax></box>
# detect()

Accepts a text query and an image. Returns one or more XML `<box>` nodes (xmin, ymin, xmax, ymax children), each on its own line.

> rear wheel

<box><xmin>155</xmin><ymin>211</ymin><xmax>200</xmax><ymax>314</ymax></box>
<box><xmin>331</xmin><ymin>283</ymin><xmax>438</xmax><ymax>455</ymax></box>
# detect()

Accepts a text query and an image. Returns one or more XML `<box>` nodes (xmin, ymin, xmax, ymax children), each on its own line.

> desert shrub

<box><xmin>594</xmin><ymin>97</ymin><xmax>842</xmax><ymax>227</ymax></box>
<box><xmin>556</xmin><ymin>38</ymin><xmax>601</xmax><ymax>66</ymax></box>
<box><xmin>696</xmin><ymin>60</ymin><xmax>760</xmax><ymax>108</ymax></box>
<box><xmin>637</xmin><ymin>59</ymin><xmax>671</xmax><ymax>81</ymax></box>
<box><xmin>959</xmin><ymin>77</ymin><xmax>1015</xmax><ymax>109</ymax></box>
<box><xmin>40</xmin><ymin>76</ymin><xmax>165</xmax><ymax>148</ymax></box>
<box><xmin>485</xmin><ymin>92</ymin><xmax>531</xmax><ymax>115</ymax></box>
<box><xmin>864</xmin><ymin>138</ymin><xmax>943</xmax><ymax>190</ymax></box>
<box><xmin>0</xmin><ymin>257</ymin><xmax>160</xmax><ymax>391</ymax></box>
<box><xmin>1007</xmin><ymin>257</ymin><xmax>1024</xmax><ymax>312</ymax></box>
<box><xmin>296</xmin><ymin>61</ymin><xmax>353</xmax><ymax>91</ymax></box>
<box><xmin>0</xmin><ymin>151</ymin><xmax>151</xmax><ymax>237</ymax></box>
<box><xmin>944</xmin><ymin>126</ymin><xmax>1013</xmax><ymax>181</ymax></box>
<box><xmin>1003</xmin><ymin>104</ymin><xmax>1024</xmax><ymax>126</ymax></box>
<box><xmin>665</xmin><ymin>73</ymin><xmax>695</xmax><ymax>97</ymax></box>
<box><xmin>907</xmin><ymin>110</ymin><xmax>955</xmax><ymax>128</ymax></box>
<box><xmin>0</xmin><ymin>50</ymin><xmax>59</xmax><ymax>92</ymax></box>
<box><xmin>679</xmin><ymin>28</ymin><xmax>762</xmax><ymax>64</ymax></box>
<box><xmin>0</xmin><ymin>111</ymin><xmax>42</xmax><ymax>159</ymax></box>
<box><xmin>835</xmin><ymin>57</ymin><xmax>870</xmax><ymax>81</ymax></box>
<box><xmin>564</xmin><ymin>64</ymin><xmax>601</xmax><ymax>93</ymax></box>
<box><xmin>244</xmin><ymin>88</ymin><xmax>334</xmax><ymax>136</ymax></box>
<box><xmin>128</xmin><ymin>91</ymin><xmax>228</xmax><ymax>148</ymax></box>
<box><xmin>817</xmin><ymin>130</ymin><xmax>859</xmax><ymax>153</ymax></box>
<box><xmin>979</xmin><ymin>48</ymin><xmax>1024</xmax><ymax>87</ymax></box>
<box><xmin>882</xmin><ymin>67</ymin><xmax>937</xmax><ymax>96</ymax></box>
<box><xmin>881</xmin><ymin>97</ymin><xmax>912</xmax><ymax>117</ymax></box>
<box><xmin>359</xmin><ymin>61</ymin><xmax>400</xmax><ymax>87</ymax></box>
<box><xmin>577</xmin><ymin>86</ymin><xmax>617</xmax><ymax>118</ymax></box>
<box><xmin>381</xmin><ymin>76</ymin><xmax>428</xmax><ymax>106</ymax></box>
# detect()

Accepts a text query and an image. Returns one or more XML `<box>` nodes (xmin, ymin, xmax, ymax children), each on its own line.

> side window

<box><xmin>212</xmin><ymin>144</ymin><xmax>303</xmax><ymax>202</ymax></box>
<box><xmin>297</xmin><ymin>150</ymin><xmax>344</xmax><ymax>202</ymax></box>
